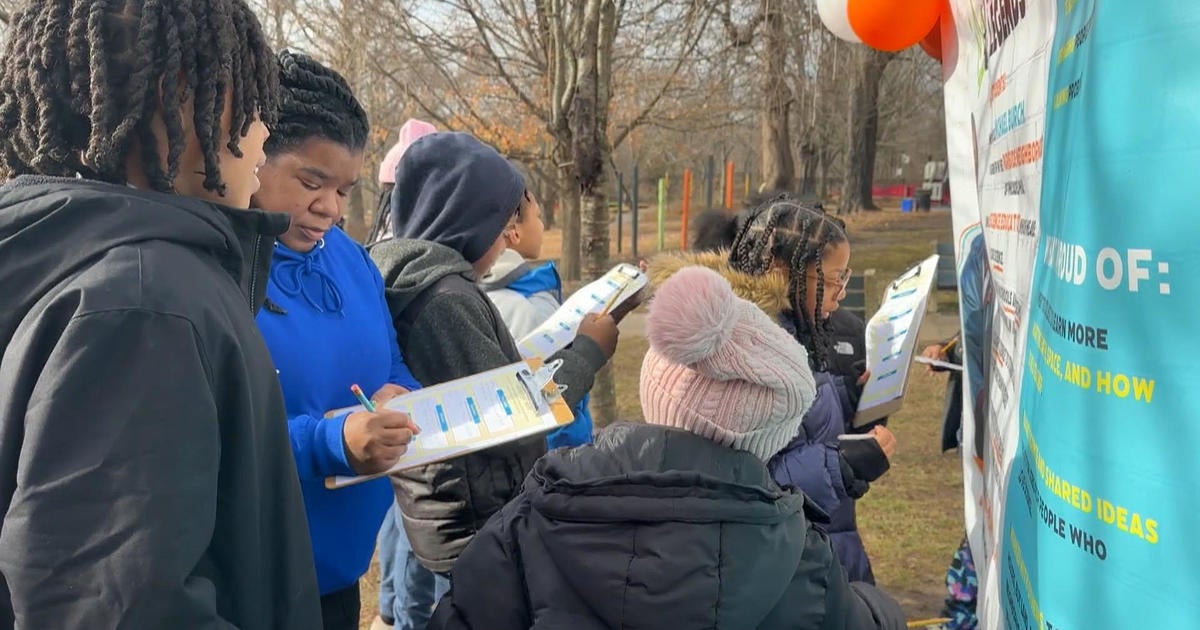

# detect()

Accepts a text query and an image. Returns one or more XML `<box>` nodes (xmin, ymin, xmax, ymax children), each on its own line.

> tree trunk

<box><xmin>556</xmin><ymin>143</ymin><xmax>582</xmax><ymax>281</ymax></box>
<box><xmin>573</xmin><ymin>0</ymin><xmax>619</xmax><ymax>428</ymax></box>
<box><xmin>839</xmin><ymin>48</ymin><xmax>894</xmax><ymax>214</ymax></box>
<box><xmin>344</xmin><ymin>186</ymin><xmax>369</xmax><ymax>242</ymax></box>
<box><xmin>799</xmin><ymin>138</ymin><xmax>818</xmax><ymax>197</ymax></box>
<box><xmin>760</xmin><ymin>5</ymin><xmax>794</xmax><ymax>194</ymax></box>
<box><xmin>817</xmin><ymin>146</ymin><xmax>832</xmax><ymax>198</ymax></box>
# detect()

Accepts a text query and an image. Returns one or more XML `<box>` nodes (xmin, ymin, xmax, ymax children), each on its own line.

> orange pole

<box><xmin>681</xmin><ymin>169</ymin><xmax>692</xmax><ymax>250</ymax></box>
<box><xmin>724</xmin><ymin>161</ymin><xmax>735</xmax><ymax>210</ymax></box>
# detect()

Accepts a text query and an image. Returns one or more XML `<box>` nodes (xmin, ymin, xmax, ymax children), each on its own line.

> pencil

<box><xmin>350</xmin><ymin>384</ymin><xmax>376</xmax><ymax>412</ymax></box>
<box><xmin>940</xmin><ymin>336</ymin><xmax>959</xmax><ymax>355</ymax></box>
<box><xmin>599</xmin><ymin>277</ymin><xmax>635</xmax><ymax>317</ymax></box>
<box><xmin>598</xmin><ymin>289</ymin><xmax>624</xmax><ymax>317</ymax></box>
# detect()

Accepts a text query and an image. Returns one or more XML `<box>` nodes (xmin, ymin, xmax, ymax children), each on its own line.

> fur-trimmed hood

<box><xmin>646</xmin><ymin>249</ymin><xmax>791</xmax><ymax>318</ymax></box>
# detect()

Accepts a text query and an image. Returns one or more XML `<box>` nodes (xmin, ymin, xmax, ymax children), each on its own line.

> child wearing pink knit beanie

<box><xmin>369</xmin><ymin>119</ymin><xmax>437</xmax><ymax>244</ymax></box>
<box><xmin>641</xmin><ymin>265</ymin><xmax>817</xmax><ymax>460</ymax></box>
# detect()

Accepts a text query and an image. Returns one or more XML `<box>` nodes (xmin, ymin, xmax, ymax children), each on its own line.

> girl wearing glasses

<box><xmin>651</xmin><ymin>197</ymin><xmax>896</xmax><ymax>584</ymax></box>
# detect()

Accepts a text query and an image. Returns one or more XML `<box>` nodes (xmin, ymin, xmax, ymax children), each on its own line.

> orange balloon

<box><xmin>848</xmin><ymin>0</ymin><xmax>942</xmax><ymax>52</ymax></box>
<box><xmin>919</xmin><ymin>19</ymin><xmax>942</xmax><ymax>61</ymax></box>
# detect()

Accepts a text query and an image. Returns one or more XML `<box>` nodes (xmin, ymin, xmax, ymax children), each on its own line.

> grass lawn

<box><xmin>359</xmin><ymin>205</ymin><xmax>965</xmax><ymax>627</ymax></box>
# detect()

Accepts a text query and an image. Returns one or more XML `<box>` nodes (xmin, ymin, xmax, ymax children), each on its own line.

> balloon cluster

<box><xmin>816</xmin><ymin>0</ymin><xmax>946</xmax><ymax>60</ymax></box>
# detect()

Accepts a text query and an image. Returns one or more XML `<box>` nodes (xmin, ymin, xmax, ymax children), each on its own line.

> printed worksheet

<box><xmin>854</xmin><ymin>254</ymin><xmax>939</xmax><ymax>426</ymax></box>
<box><xmin>325</xmin><ymin>359</ymin><xmax>573</xmax><ymax>489</ymax></box>
<box><xmin>516</xmin><ymin>263</ymin><xmax>647</xmax><ymax>359</ymax></box>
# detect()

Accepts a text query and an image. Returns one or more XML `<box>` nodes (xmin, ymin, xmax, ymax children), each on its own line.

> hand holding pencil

<box><xmin>341</xmin><ymin>384</ymin><xmax>421</xmax><ymax>476</ymax></box>
<box><xmin>578</xmin><ymin>313</ymin><xmax>620</xmax><ymax>359</ymax></box>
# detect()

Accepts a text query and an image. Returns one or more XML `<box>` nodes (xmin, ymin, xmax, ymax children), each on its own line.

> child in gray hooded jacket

<box><xmin>369</xmin><ymin>132</ymin><xmax>619</xmax><ymax>575</ymax></box>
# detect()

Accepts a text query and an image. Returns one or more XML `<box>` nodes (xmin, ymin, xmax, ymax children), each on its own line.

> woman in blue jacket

<box><xmin>654</xmin><ymin>198</ymin><xmax>896</xmax><ymax>584</ymax></box>
<box><xmin>253</xmin><ymin>51</ymin><xmax>421</xmax><ymax>630</ymax></box>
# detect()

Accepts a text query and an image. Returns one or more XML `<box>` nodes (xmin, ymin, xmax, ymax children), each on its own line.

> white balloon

<box><xmin>814</xmin><ymin>0</ymin><xmax>861</xmax><ymax>43</ymax></box>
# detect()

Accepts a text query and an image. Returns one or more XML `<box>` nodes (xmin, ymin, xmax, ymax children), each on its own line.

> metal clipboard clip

<box><xmin>516</xmin><ymin>359</ymin><xmax>567</xmax><ymax>414</ymax></box>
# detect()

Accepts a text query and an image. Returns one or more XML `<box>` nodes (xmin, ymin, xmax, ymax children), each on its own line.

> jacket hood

<box><xmin>368</xmin><ymin>238</ymin><xmax>475</xmax><ymax>313</ymax></box>
<box><xmin>647</xmin><ymin>249</ymin><xmax>791</xmax><ymax>318</ymax></box>
<box><xmin>524</xmin><ymin>423</ymin><xmax>812</xmax><ymax>625</ymax></box>
<box><xmin>477</xmin><ymin>248</ymin><xmax>528</xmax><ymax>288</ymax></box>
<box><xmin>390</xmin><ymin>132</ymin><xmax>524</xmax><ymax>264</ymax></box>
<box><xmin>0</xmin><ymin>175</ymin><xmax>288</xmax><ymax>344</ymax></box>
<box><xmin>478</xmin><ymin>249</ymin><xmax>562</xmax><ymax>299</ymax></box>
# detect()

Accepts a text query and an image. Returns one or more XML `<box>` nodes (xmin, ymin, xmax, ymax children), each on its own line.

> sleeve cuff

<box><xmin>566</xmin><ymin>335</ymin><xmax>609</xmax><ymax>371</ymax></box>
<box><xmin>316</xmin><ymin>412</ymin><xmax>356</xmax><ymax>478</ymax></box>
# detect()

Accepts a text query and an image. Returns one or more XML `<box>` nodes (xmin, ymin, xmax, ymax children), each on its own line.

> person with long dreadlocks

<box><xmin>0</xmin><ymin>1</ymin><xmax>322</xmax><ymax>627</ymax></box>
<box><xmin>648</xmin><ymin>198</ymin><xmax>896</xmax><ymax>584</ymax></box>
<box><xmin>250</xmin><ymin>50</ymin><xmax>422</xmax><ymax>630</ymax></box>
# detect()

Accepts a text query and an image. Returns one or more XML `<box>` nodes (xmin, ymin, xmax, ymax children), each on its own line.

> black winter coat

<box><xmin>0</xmin><ymin>177</ymin><xmax>321</xmax><ymax>628</ymax></box>
<box><xmin>429</xmin><ymin>423</ymin><xmax>906</xmax><ymax>630</ymax></box>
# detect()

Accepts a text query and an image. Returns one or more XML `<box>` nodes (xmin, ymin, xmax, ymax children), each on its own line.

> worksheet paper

<box><xmin>324</xmin><ymin>359</ymin><xmax>572</xmax><ymax>489</ymax></box>
<box><xmin>516</xmin><ymin>263</ymin><xmax>647</xmax><ymax>359</ymax></box>
<box><xmin>915</xmin><ymin>355</ymin><xmax>965</xmax><ymax>372</ymax></box>
<box><xmin>854</xmin><ymin>254</ymin><xmax>939</xmax><ymax>426</ymax></box>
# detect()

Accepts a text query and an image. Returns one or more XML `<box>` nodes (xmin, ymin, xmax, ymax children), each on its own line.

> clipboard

<box><xmin>323</xmin><ymin>357</ymin><xmax>574</xmax><ymax>489</ymax></box>
<box><xmin>854</xmin><ymin>254</ymin><xmax>940</xmax><ymax>426</ymax></box>
<box><xmin>516</xmin><ymin>263</ymin><xmax>647</xmax><ymax>359</ymax></box>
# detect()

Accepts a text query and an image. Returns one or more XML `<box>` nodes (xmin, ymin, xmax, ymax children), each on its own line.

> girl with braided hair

<box><xmin>0</xmin><ymin>1</ymin><xmax>323</xmax><ymax>628</ymax></box>
<box><xmin>250</xmin><ymin>50</ymin><xmax>425</xmax><ymax>630</ymax></box>
<box><xmin>648</xmin><ymin>197</ymin><xmax>896</xmax><ymax>584</ymax></box>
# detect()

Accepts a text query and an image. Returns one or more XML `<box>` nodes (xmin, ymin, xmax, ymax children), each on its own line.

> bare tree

<box><xmin>839</xmin><ymin>47</ymin><xmax>894</xmax><ymax>213</ymax></box>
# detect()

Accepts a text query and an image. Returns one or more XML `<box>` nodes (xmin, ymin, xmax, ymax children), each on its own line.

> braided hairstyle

<box><xmin>265</xmin><ymin>50</ymin><xmax>368</xmax><ymax>156</ymax></box>
<box><xmin>0</xmin><ymin>0</ymin><xmax>278</xmax><ymax>196</ymax></box>
<box><xmin>728</xmin><ymin>198</ymin><xmax>848</xmax><ymax>369</ymax></box>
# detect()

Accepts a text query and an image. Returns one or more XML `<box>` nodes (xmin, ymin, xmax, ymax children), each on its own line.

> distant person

<box><xmin>370</xmin><ymin>132</ymin><xmax>618</xmax><ymax>576</ymax></box>
<box><xmin>0</xmin><ymin>1</ymin><xmax>321</xmax><ymax>627</ymax></box>
<box><xmin>251</xmin><ymin>51</ymin><xmax>423</xmax><ymax>630</ymax></box>
<box><xmin>428</xmin><ymin>266</ymin><xmax>905</xmax><ymax>630</ymax></box>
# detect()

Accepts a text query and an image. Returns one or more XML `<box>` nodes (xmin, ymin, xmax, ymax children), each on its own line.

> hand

<box><xmin>871</xmin><ymin>425</ymin><xmax>897</xmax><ymax>460</ymax></box>
<box><xmin>857</xmin><ymin>368</ymin><xmax>871</xmax><ymax>386</ymax></box>
<box><xmin>371</xmin><ymin>383</ymin><xmax>410</xmax><ymax>407</ymax></box>
<box><xmin>609</xmin><ymin>287</ymin><xmax>647</xmax><ymax>323</ymax></box>
<box><xmin>637</xmin><ymin>258</ymin><xmax>649</xmax><ymax>272</ymax></box>
<box><xmin>578</xmin><ymin>313</ymin><xmax>619</xmax><ymax>359</ymax></box>
<box><xmin>343</xmin><ymin>409</ymin><xmax>420</xmax><ymax>476</ymax></box>
<box><xmin>921</xmin><ymin>344</ymin><xmax>945</xmax><ymax>373</ymax></box>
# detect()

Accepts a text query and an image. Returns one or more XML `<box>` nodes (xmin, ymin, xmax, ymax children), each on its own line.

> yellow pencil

<box><xmin>598</xmin><ymin>288</ymin><xmax>625</xmax><ymax>317</ymax></box>
<box><xmin>907</xmin><ymin>618</ymin><xmax>951</xmax><ymax>628</ymax></box>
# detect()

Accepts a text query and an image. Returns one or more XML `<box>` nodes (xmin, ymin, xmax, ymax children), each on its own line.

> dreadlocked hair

<box><xmin>728</xmin><ymin>199</ymin><xmax>848</xmax><ymax>370</ymax></box>
<box><xmin>0</xmin><ymin>0</ymin><xmax>279</xmax><ymax>196</ymax></box>
<box><xmin>265</xmin><ymin>50</ymin><xmax>368</xmax><ymax>156</ymax></box>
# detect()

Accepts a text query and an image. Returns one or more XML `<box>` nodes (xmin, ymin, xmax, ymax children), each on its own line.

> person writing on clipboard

<box><xmin>250</xmin><ymin>52</ymin><xmax>422</xmax><ymax>630</ymax></box>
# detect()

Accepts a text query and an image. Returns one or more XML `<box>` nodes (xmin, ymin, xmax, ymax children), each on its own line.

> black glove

<box><xmin>839</xmin><ymin>436</ymin><xmax>890</xmax><ymax>483</ymax></box>
<box><xmin>838</xmin><ymin>453</ymin><xmax>871</xmax><ymax>499</ymax></box>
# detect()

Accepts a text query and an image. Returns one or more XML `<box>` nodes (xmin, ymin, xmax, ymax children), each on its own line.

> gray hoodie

<box><xmin>369</xmin><ymin>237</ymin><xmax>607</xmax><ymax>572</ymax></box>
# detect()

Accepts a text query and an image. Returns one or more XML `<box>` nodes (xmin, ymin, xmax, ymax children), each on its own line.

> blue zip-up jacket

<box><xmin>256</xmin><ymin>227</ymin><xmax>421</xmax><ymax>595</ymax></box>
<box><xmin>480</xmin><ymin>249</ymin><xmax>593</xmax><ymax>448</ymax></box>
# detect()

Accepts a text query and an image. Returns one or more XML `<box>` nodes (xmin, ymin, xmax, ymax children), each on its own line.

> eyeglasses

<box><xmin>809</xmin><ymin>267</ymin><xmax>853</xmax><ymax>291</ymax></box>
